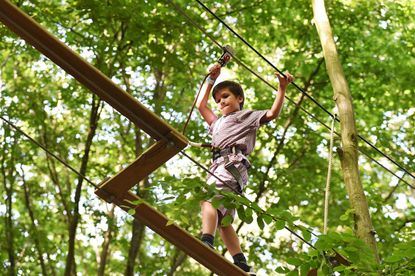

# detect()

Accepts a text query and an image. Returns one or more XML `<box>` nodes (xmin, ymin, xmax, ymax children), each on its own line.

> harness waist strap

<box><xmin>212</xmin><ymin>146</ymin><xmax>245</xmax><ymax>161</ymax></box>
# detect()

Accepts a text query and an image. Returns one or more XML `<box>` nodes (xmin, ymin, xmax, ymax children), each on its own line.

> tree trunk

<box><xmin>97</xmin><ymin>205</ymin><xmax>116</xmax><ymax>276</ymax></box>
<box><xmin>21</xmin><ymin>169</ymin><xmax>48</xmax><ymax>276</ymax></box>
<box><xmin>312</xmin><ymin>0</ymin><xmax>380</xmax><ymax>263</ymax></box>
<box><xmin>64</xmin><ymin>95</ymin><xmax>102</xmax><ymax>276</ymax></box>
<box><xmin>124</xmin><ymin>218</ymin><xmax>146</xmax><ymax>276</ymax></box>
<box><xmin>1</xmin><ymin>132</ymin><xmax>17</xmax><ymax>276</ymax></box>
<box><xmin>124</xmin><ymin>128</ymin><xmax>148</xmax><ymax>276</ymax></box>
<box><xmin>167</xmin><ymin>249</ymin><xmax>187</xmax><ymax>276</ymax></box>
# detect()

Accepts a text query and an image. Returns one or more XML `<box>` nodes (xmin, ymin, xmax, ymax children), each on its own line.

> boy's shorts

<box><xmin>206</xmin><ymin>153</ymin><xmax>249</xmax><ymax>222</ymax></box>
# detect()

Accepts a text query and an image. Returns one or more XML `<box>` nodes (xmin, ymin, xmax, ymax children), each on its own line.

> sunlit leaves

<box><xmin>0</xmin><ymin>0</ymin><xmax>414</xmax><ymax>275</ymax></box>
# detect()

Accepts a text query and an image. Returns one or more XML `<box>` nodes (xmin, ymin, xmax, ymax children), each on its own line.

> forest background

<box><xmin>0</xmin><ymin>0</ymin><xmax>414</xmax><ymax>275</ymax></box>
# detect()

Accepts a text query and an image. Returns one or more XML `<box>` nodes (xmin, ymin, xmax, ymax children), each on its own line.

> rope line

<box><xmin>193</xmin><ymin>0</ymin><xmax>414</xmax><ymax>181</ymax></box>
<box><xmin>3</xmin><ymin>1</ymin><xmax>412</xmax><ymax>257</ymax></box>
<box><xmin>179</xmin><ymin>150</ymin><xmax>316</xmax><ymax>249</ymax></box>
<box><xmin>195</xmin><ymin>0</ymin><xmax>334</xmax><ymax>119</ymax></box>
<box><xmin>0</xmin><ymin>115</ymin><xmax>99</xmax><ymax>189</ymax></box>
<box><xmin>0</xmin><ymin>113</ymin><xmax>317</xmax><ymax>248</ymax></box>
<box><xmin>166</xmin><ymin>0</ymin><xmax>415</xmax><ymax>184</ymax></box>
<box><xmin>182</xmin><ymin>73</ymin><xmax>210</xmax><ymax>134</ymax></box>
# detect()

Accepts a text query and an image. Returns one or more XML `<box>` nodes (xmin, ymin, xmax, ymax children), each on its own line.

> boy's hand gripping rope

<box><xmin>181</xmin><ymin>45</ymin><xmax>235</xmax><ymax>137</ymax></box>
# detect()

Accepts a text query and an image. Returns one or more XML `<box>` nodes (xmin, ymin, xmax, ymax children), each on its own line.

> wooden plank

<box><xmin>95</xmin><ymin>189</ymin><xmax>247</xmax><ymax>276</ymax></box>
<box><xmin>0</xmin><ymin>2</ymin><xmax>246</xmax><ymax>275</ymax></box>
<box><xmin>96</xmin><ymin>135</ymin><xmax>183</xmax><ymax>200</ymax></box>
<box><xmin>0</xmin><ymin>0</ymin><xmax>186</xmax><ymax>143</ymax></box>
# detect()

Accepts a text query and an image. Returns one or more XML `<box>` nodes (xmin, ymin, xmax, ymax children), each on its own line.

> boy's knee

<box><xmin>201</xmin><ymin>200</ymin><xmax>212</xmax><ymax>208</ymax></box>
<box><xmin>201</xmin><ymin>201</ymin><xmax>217</xmax><ymax>215</ymax></box>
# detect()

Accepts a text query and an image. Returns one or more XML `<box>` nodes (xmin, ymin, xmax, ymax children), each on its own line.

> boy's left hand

<box><xmin>276</xmin><ymin>72</ymin><xmax>294</xmax><ymax>88</ymax></box>
<box><xmin>208</xmin><ymin>63</ymin><xmax>221</xmax><ymax>80</ymax></box>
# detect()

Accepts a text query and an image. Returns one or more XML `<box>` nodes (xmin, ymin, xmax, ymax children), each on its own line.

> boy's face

<box><xmin>213</xmin><ymin>88</ymin><xmax>243</xmax><ymax>115</ymax></box>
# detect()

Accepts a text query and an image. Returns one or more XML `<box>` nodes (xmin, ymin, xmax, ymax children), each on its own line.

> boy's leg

<box><xmin>220</xmin><ymin>225</ymin><xmax>256</xmax><ymax>275</ymax></box>
<box><xmin>201</xmin><ymin>201</ymin><xmax>218</xmax><ymax>248</ymax></box>
<box><xmin>219</xmin><ymin>224</ymin><xmax>242</xmax><ymax>255</ymax></box>
<box><xmin>201</xmin><ymin>201</ymin><xmax>218</xmax><ymax>234</ymax></box>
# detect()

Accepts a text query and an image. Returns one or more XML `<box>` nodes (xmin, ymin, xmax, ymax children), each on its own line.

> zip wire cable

<box><xmin>164</xmin><ymin>0</ymin><xmax>414</xmax><ymax>189</ymax></box>
<box><xmin>194</xmin><ymin>0</ymin><xmax>415</xmax><ymax>181</ymax></box>
<box><xmin>180</xmin><ymin>150</ymin><xmax>316</xmax><ymax>249</ymax></box>
<box><xmin>195</xmin><ymin>0</ymin><xmax>334</xmax><ymax>118</ymax></box>
<box><xmin>0</xmin><ymin>113</ymin><xmax>317</xmax><ymax>248</ymax></box>
<box><xmin>0</xmin><ymin>115</ymin><xmax>99</xmax><ymax>189</ymax></box>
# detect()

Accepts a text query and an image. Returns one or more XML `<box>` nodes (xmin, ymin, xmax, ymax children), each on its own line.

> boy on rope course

<box><xmin>196</xmin><ymin>62</ymin><xmax>294</xmax><ymax>275</ymax></box>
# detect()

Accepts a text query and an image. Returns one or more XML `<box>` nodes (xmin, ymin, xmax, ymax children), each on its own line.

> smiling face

<box><xmin>213</xmin><ymin>88</ymin><xmax>244</xmax><ymax>115</ymax></box>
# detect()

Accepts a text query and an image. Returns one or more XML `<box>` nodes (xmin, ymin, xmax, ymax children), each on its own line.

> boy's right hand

<box><xmin>208</xmin><ymin>63</ymin><xmax>221</xmax><ymax>80</ymax></box>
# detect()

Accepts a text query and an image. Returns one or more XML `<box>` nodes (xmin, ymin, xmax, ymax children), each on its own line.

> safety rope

<box><xmin>3</xmin><ymin>1</ymin><xmax>412</xmax><ymax>257</ymax></box>
<box><xmin>179</xmin><ymin>151</ymin><xmax>316</xmax><ymax>249</ymax></box>
<box><xmin>182</xmin><ymin>73</ymin><xmax>210</xmax><ymax>135</ymax></box>
<box><xmin>164</xmin><ymin>0</ymin><xmax>415</xmax><ymax>188</ymax></box>
<box><xmin>324</xmin><ymin>113</ymin><xmax>336</xmax><ymax>234</ymax></box>
<box><xmin>0</xmin><ymin>115</ymin><xmax>99</xmax><ymax>189</ymax></box>
<box><xmin>1</xmin><ymin>112</ymin><xmax>318</xmax><ymax>248</ymax></box>
<box><xmin>196</xmin><ymin>0</ymin><xmax>415</xmax><ymax>182</ymax></box>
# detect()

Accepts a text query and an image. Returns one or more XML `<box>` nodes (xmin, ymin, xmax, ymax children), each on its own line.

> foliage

<box><xmin>0</xmin><ymin>0</ymin><xmax>414</xmax><ymax>275</ymax></box>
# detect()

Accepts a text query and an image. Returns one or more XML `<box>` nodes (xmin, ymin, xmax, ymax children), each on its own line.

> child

<box><xmin>196</xmin><ymin>63</ymin><xmax>294</xmax><ymax>274</ymax></box>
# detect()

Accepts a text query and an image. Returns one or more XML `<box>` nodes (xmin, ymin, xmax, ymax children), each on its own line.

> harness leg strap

<box><xmin>224</xmin><ymin>158</ymin><xmax>243</xmax><ymax>194</ymax></box>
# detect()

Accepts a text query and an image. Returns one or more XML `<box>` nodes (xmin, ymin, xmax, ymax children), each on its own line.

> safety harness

<box><xmin>212</xmin><ymin>146</ymin><xmax>248</xmax><ymax>194</ymax></box>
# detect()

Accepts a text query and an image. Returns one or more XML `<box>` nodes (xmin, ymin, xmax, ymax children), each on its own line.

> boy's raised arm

<box><xmin>260</xmin><ymin>72</ymin><xmax>294</xmax><ymax>124</ymax></box>
<box><xmin>196</xmin><ymin>64</ymin><xmax>221</xmax><ymax>125</ymax></box>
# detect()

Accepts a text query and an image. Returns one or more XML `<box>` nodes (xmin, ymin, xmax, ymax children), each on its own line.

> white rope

<box><xmin>323</xmin><ymin>112</ymin><xmax>336</xmax><ymax>234</ymax></box>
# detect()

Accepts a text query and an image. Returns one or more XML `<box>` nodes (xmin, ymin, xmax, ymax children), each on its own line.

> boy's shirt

<box><xmin>208</xmin><ymin>109</ymin><xmax>267</xmax><ymax>155</ymax></box>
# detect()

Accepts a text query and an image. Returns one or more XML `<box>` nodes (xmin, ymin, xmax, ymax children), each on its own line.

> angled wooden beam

<box><xmin>96</xmin><ymin>189</ymin><xmax>247</xmax><ymax>276</ymax></box>
<box><xmin>0</xmin><ymin>0</ymin><xmax>185</xmax><ymax>144</ymax></box>
<box><xmin>95</xmin><ymin>133</ymin><xmax>186</xmax><ymax>201</ymax></box>
<box><xmin>0</xmin><ymin>2</ymin><xmax>248</xmax><ymax>275</ymax></box>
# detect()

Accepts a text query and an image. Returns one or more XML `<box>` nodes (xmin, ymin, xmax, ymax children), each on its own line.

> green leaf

<box><xmin>287</xmin><ymin>270</ymin><xmax>298</xmax><ymax>276</ymax></box>
<box><xmin>243</xmin><ymin>214</ymin><xmax>254</xmax><ymax>224</ymax></box>
<box><xmin>237</xmin><ymin>206</ymin><xmax>245</xmax><ymax>220</ymax></box>
<box><xmin>166</xmin><ymin>220</ymin><xmax>175</xmax><ymax>226</ymax></box>
<box><xmin>333</xmin><ymin>266</ymin><xmax>346</xmax><ymax>272</ymax></box>
<box><xmin>262</xmin><ymin>214</ymin><xmax>273</xmax><ymax>225</ymax></box>
<box><xmin>127</xmin><ymin>209</ymin><xmax>136</xmax><ymax>216</ymax></box>
<box><xmin>384</xmin><ymin>254</ymin><xmax>403</xmax><ymax>263</ymax></box>
<box><xmin>251</xmin><ymin>202</ymin><xmax>262</xmax><ymax>213</ymax></box>
<box><xmin>340</xmin><ymin>208</ymin><xmax>355</xmax><ymax>221</ymax></box>
<box><xmin>315</xmin><ymin>238</ymin><xmax>331</xmax><ymax>251</ymax></box>
<box><xmin>300</xmin><ymin>227</ymin><xmax>312</xmax><ymax>241</ymax></box>
<box><xmin>300</xmin><ymin>264</ymin><xmax>311</xmax><ymax>276</ymax></box>
<box><xmin>287</xmin><ymin>257</ymin><xmax>302</xmax><ymax>266</ymax></box>
<box><xmin>257</xmin><ymin>215</ymin><xmax>265</xmax><ymax>230</ymax></box>
<box><xmin>211</xmin><ymin>197</ymin><xmax>222</xmax><ymax>209</ymax></box>
<box><xmin>221</xmin><ymin>215</ymin><xmax>233</xmax><ymax>227</ymax></box>
<box><xmin>274</xmin><ymin>220</ymin><xmax>285</xmax><ymax>230</ymax></box>
<box><xmin>245</xmin><ymin>207</ymin><xmax>253</xmax><ymax>218</ymax></box>
<box><xmin>267</xmin><ymin>207</ymin><xmax>280</xmax><ymax>216</ymax></box>
<box><xmin>339</xmin><ymin>214</ymin><xmax>349</xmax><ymax>221</ymax></box>
<box><xmin>275</xmin><ymin>266</ymin><xmax>289</xmax><ymax>273</ymax></box>
<box><xmin>179</xmin><ymin>215</ymin><xmax>189</xmax><ymax>225</ymax></box>
<box><xmin>235</xmin><ymin>196</ymin><xmax>251</xmax><ymax>206</ymax></box>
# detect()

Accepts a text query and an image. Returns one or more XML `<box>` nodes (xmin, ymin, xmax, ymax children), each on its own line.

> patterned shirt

<box><xmin>208</xmin><ymin>109</ymin><xmax>268</xmax><ymax>155</ymax></box>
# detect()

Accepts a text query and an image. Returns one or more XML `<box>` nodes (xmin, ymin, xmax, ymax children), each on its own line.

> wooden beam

<box><xmin>95</xmin><ymin>189</ymin><xmax>247</xmax><ymax>276</ymax></box>
<box><xmin>0</xmin><ymin>2</ymin><xmax>248</xmax><ymax>275</ymax></box>
<box><xmin>96</xmin><ymin>134</ymin><xmax>185</xmax><ymax>201</ymax></box>
<box><xmin>0</xmin><ymin>0</ymin><xmax>186</xmax><ymax>143</ymax></box>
